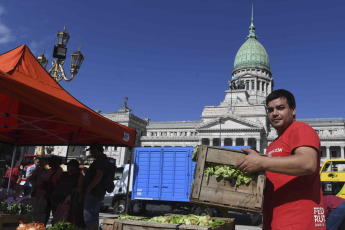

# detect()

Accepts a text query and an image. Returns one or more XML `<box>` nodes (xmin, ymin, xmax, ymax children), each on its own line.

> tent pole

<box><xmin>125</xmin><ymin>147</ymin><xmax>133</xmax><ymax>214</ymax></box>
<box><xmin>65</xmin><ymin>145</ymin><xmax>70</xmax><ymax>164</ymax></box>
<box><xmin>7</xmin><ymin>144</ymin><xmax>17</xmax><ymax>194</ymax></box>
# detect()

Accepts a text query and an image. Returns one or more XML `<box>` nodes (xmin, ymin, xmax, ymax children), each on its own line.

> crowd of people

<box><xmin>1</xmin><ymin>142</ymin><xmax>111</xmax><ymax>230</ymax></box>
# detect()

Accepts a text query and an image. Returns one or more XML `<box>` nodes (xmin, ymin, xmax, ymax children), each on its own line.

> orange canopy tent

<box><xmin>0</xmin><ymin>45</ymin><xmax>136</xmax><ymax>148</ymax></box>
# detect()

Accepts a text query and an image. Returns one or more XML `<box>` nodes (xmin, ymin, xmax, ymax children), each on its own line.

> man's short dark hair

<box><xmin>86</xmin><ymin>142</ymin><xmax>104</xmax><ymax>152</ymax></box>
<box><xmin>48</xmin><ymin>155</ymin><xmax>61</xmax><ymax>167</ymax></box>
<box><xmin>266</xmin><ymin>89</ymin><xmax>296</xmax><ymax>109</ymax></box>
<box><xmin>33</xmin><ymin>156</ymin><xmax>41</xmax><ymax>161</ymax></box>
<box><xmin>67</xmin><ymin>159</ymin><xmax>80</xmax><ymax>168</ymax></box>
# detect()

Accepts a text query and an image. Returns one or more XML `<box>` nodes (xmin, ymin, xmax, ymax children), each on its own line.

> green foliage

<box><xmin>117</xmin><ymin>214</ymin><xmax>145</xmax><ymax>221</ymax></box>
<box><xmin>117</xmin><ymin>214</ymin><xmax>227</xmax><ymax>228</ymax></box>
<box><xmin>204</xmin><ymin>163</ymin><xmax>255</xmax><ymax>186</ymax></box>
<box><xmin>192</xmin><ymin>145</ymin><xmax>199</xmax><ymax>162</ymax></box>
<box><xmin>47</xmin><ymin>222</ymin><xmax>83</xmax><ymax>230</ymax></box>
<box><xmin>0</xmin><ymin>201</ymin><xmax>32</xmax><ymax>214</ymax></box>
<box><xmin>192</xmin><ymin>146</ymin><xmax>255</xmax><ymax>186</ymax></box>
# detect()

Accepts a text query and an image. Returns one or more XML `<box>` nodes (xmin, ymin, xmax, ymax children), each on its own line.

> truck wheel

<box><xmin>193</xmin><ymin>206</ymin><xmax>214</xmax><ymax>217</ymax></box>
<box><xmin>113</xmin><ymin>199</ymin><xmax>126</xmax><ymax>214</ymax></box>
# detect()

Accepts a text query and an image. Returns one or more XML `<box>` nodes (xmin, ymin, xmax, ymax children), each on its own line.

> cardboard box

<box><xmin>190</xmin><ymin>145</ymin><xmax>265</xmax><ymax>213</ymax></box>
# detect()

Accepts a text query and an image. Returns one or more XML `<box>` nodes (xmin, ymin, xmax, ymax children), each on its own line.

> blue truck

<box><xmin>103</xmin><ymin>146</ymin><xmax>248</xmax><ymax>216</ymax></box>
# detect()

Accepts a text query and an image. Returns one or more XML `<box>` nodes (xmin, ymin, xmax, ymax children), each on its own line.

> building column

<box><xmin>258</xmin><ymin>80</ymin><xmax>261</xmax><ymax>92</ymax></box>
<box><xmin>232</xmin><ymin>138</ymin><xmax>236</xmax><ymax>146</ymax></box>
<box><xmin>326</xmin><ymin>146</ymin><xmax>330</xmax><ymax>160</ymax></box>
<box><xmin>244</xmin><ymin>138</ymin><xmax>248</xmax><ymax>146</ymax></box>
<box><xmin>341</xmin><ymin>146</ymin><xmax>344</xmax><ymax>159</ymax></box>
<box><xmin>221</xmin><ymin>138</ymin><xmax>224</xmax><ymax>146</ymax></box>
<box><xmin>256</xmin><ymin>139</ymin><xmax>261</xmax><ymax>153</ymax></box>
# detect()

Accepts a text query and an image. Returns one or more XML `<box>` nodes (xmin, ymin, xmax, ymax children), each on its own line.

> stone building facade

<box><xmin>100</xmin><ymin>13</ymin><xmax>345</xmax><ymax>167</ymax></box>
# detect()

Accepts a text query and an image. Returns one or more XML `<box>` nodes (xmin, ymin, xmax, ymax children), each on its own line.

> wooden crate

<box><xmin>190</xmin><ymin>145</ymin><xmax>266</xmax><ymax>213</ymax></box>
<box><xmin>113</xmin><ymin>217</ymin><xmax>235</xmax><ymax>230</ymax></box>
<box><xmin>103</xmin><ymin>217</ymin><xmax>116</xmax><ymax>230</ymax></box>
<box><xmin>0</xmin><ymin>214</ymin><xmax>32</xmax><ymax>230</ymax></box>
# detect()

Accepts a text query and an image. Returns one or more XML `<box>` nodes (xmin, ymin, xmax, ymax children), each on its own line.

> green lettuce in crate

<box><xmin>205</xmin><ymin>162</ymin><xmax>255</xmax><ymax>186</ymax></box>
<box><xmin>0</xmin><ymin>201</ymin><xmax>32</xmax><ymax>214</ymax></box>
<box><xmin>192</xmin><ymin>146</ymin><xmax>255</xmax><ymax>186</ymax></box>
<box><xmin>47</xmin><ymin>222</ymin><xmax>83</xmax><ymax>230</ymax></box>
<box><xmin>117</xmin><ymin>214</ymin><xmax>227</xmax><ymax>228</ymax></box>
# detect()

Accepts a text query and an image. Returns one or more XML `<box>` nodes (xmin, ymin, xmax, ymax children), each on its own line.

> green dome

<box><xmin>233</xmin><ymin>17</ymin><xmax>270</xmax><ymax>72</ymax></box>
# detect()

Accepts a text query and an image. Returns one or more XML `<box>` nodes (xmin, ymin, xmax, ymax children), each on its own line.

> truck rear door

<box><xmin>160</xmin><ymin>148</ymin><xmax>194</xmax><ymax>201</ymax></box>
<box><xmin>133</xmin><ymin>147</ymin><xmax>195</xmax><ymax>202</ymax></box>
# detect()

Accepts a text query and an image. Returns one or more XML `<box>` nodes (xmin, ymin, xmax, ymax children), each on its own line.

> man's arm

<box><xmin>85</xmin><ymin>169</ymin><xmax>103</xmax><ymax>194</ymax></box>
<box><xmin>16</xmin><ymin>174</ymin><xmax>22</xmax><ymax>184</ymax></box>
<box><xmin>25</xmin><ymin>166</ymin><xmax>34</xmax><ymax>180</ymax></box>
<box><xmin>235</xmin><ymin>147</ymin><xmax>318</xmax><ymax>176</ymax></box>
<box><xmin>14</xmin><ymin>169</ymin><xmax>22</xmax><ymax>184</ymax></box>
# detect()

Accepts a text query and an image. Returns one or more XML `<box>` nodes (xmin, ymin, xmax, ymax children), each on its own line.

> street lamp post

<box><xmin>36</xmin><ymin>26</ymin><xmax>84</xmax><ymax>82</ymax></box>
<box><xmin>35</xmin><ymin>26</ymin><xmax>84</xmax><ymax>158</ymax></box>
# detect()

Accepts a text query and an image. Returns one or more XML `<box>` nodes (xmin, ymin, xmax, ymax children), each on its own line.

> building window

<box><xmin>236</xmin><ymin>138</ymin><xmax>244</xmax><ymax>146</ymax></box>
<box><xmin>224</xmin><ymin>138</ymin><xmax>232</xmax><ymax>146</ymax></box>
<box><xmin>213</xmin><ymin>138</ymin><xmax>220</xmax><ymax>146</ymax></box>
<box><xmin>201</xmin><ymin>138</ymin><xmax>209</xmax><ymax>145</ymax></box>
<box><xmin>246</xmin><ymin>80</ymin><xmax>249</xmax><ymax>90</ymax></box>
<box><xmin>262</xmin><ymin>82</ymin><xmax>265</xmax><ymax>92</ymax></box>
<box><xmin>251</xmin><ymin>80</ymin><xmax>254</xmax><ymax>90</ymax></box>
<box><xmin>248</xmin><ymin>138</ymin><xmax>257</xmax><ymax>150</ymax></box>
<box><xmin>329</xmin><ymin>130</ymin><xmax>332</xmax><ymax>135</ymax></box>
<box><xmin>320</xmin><ymin>147</ymin><xmax>326</xmax><ymax>158</ymax></box>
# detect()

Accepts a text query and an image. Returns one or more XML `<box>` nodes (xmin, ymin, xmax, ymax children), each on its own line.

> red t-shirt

<box><xmin>2</xmin><ymin>167</ymin><xmax>20</xmax><ymax>189</ymax></box>
<box><xmin>263</xmin><ymin>121</ymin><xmax>326</xmax><ymax>229</ymax></box>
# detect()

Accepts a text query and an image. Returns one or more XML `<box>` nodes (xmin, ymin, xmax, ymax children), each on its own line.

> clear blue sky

<box><xmin>0</xmin><ymin>0</ymin><xmax>344</xmax><ymax>121</ymax></box>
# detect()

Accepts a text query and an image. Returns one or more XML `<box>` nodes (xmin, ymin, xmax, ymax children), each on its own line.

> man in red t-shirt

<box><xmin>235</xmin><ymin>89</ymin><xmax>326</xmax><ymax>229</ymax></box>
<box><xmin>2</xmin><ymin>161</ymin><xmax>21</xmax><ymax>193</ymax></box>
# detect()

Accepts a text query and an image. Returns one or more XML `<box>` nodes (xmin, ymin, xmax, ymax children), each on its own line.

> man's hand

<box><xmin>235</xmin><ymin>148</ymin><xmax>264</xmax><ymax>174</ymax></box>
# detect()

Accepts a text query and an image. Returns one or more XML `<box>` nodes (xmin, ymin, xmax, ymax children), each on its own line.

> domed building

<box><xmin>97</xmin><ymin>11</ymin><xmax>345</xmax><ymax>166</ymax></box>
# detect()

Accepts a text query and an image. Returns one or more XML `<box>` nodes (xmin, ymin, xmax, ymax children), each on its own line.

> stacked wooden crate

<box><xmin>109</xmin><ymin>217</ymin><xmax>235</xmax><ymax>230</ymax></box>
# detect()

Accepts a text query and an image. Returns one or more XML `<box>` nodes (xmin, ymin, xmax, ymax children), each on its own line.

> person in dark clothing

<box><xmin>52</xmin><ymin>159</ymin><xmax>84</xmax><ymax>227</ymax></box>
<box><xmin>42</xmin><ymin>156</ymin><xmax>63</xmax><ymax>226</ymax></box>
<box><xmin>83</xmin><ymin>142</ymin><xmax>109</xmax><ymax>230</ymax></box>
